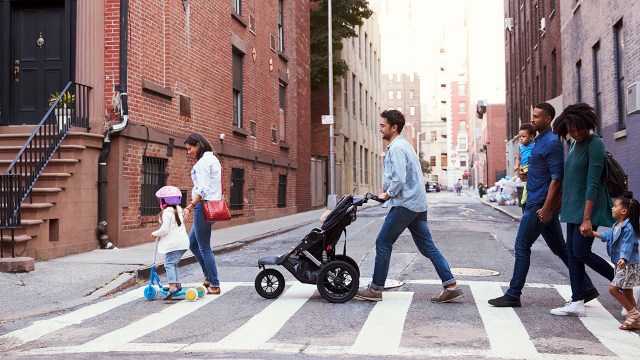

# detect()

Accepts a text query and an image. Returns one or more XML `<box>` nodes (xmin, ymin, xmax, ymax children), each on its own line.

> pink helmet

<box><xmin>155</xmin><ymin>186</ymin><xmax>182</xmax><ymax>209</ymax></box>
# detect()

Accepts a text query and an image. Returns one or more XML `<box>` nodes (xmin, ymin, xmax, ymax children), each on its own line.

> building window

<box><xmin>397</xmin><ymin>107</ymin><xmax>402</xmax><ymax>113</ymax></box>
<box><xmin>364</xmin><ymin>33</ymin><xmax>368</xmax><ymax>69</ymax></box>
<box><xmin>232</xmin><ymin>0</ymin><xmax>241</xmax><ymax>15</ymax></box>
<box><xmin>232</xmin><ymin>50</ymin><xmax>243</xmax><ymax>127</ymax></box>
<box><xmin>614</xmin><ymin>20</ymin><xmax>625</xmax><ymax>130</ymax></box>
<box><xmin>359</xmin><ymin>83</ymin><xmax>363</xmax><ymax>122</ymax></box>
<box><xmin>343</xmin><ymin>75</ymin><xmax>348</xmax><ymax>109</ymax></box>
<box><xmin>279</xmin><ymin>82</ymin><xmax>286</xmax><ymax>141</ymax></box>
<box><xmin>277</xmin><ymin>0</ymin><xmax>284</xmax><ymax>52</ymax></box>
<box><xmin>364</xmin><ymin>150</ymin><xmax>369</xmax><ymax>184</ymax></box>
<box><xmin>409</xmin><ymin>73</ymin><xmax>414</xmax><ymax>82</ymax></box>
<box><xmin>458</xmin><ymin>102</ymin><xmax>466</xmax><ymax>113</ymax></box>
<box><xmin>592</xmin><ymin>42</ymin><xmax>602</xmax><ymax>134</ymax></box>
<box><xmin>441</xmin><ymin>154</ymin><xmax>447</xmax><ymax>169</ymax></box>
<box><xmin>388</xmin><ymin>74</ymin><xmax>393</xmax><ymax>81</ymax></box>
<box><xmin>458</xmin><ymin>83</ymin><xmax>466</xmax><ymax>96</ymax></box>
<box><xmin>431</xmin><ymin>131</ymin><xmax>437</xmax><ymax>141</ymax></box>
<box><xmin>352</xmin><ymin>74</ymin><xmax>356</xmax><ymax>116</ymax></box>
<box><xmin>277</xmin><ymin>174</ymin><xmax>287</xmax><ymax>208</ymax></box>
<box><xmin>460</xmin><ymin>156</ymin><xmax>467</xmax><ymax>167</ymax></box>
<box><xmin>551</xmin><ymin>49</ymin><xmax>558</xmax><ymax>98</ymax></box>
<box><xmin>410</xmin><ymin>107</ymin><xmax>415</xmax><ymax>116</ymax></box>
<box><xmin>459</xmin><ymin>137</ymin><xmax>467</xmax><ymax>150</ymax></box>
<box><xmin>396</xmin><ymin>73</ymin><xmax>401</xmax><ymax>82</ymax></box>
<box><xmin>576</xmin><ymin>60</ymin><xmax>582</xmax><ymax>102</ymax></box>
<box><xmin>353</xmin><ymin>142</ymin><xmax>357</xmax><ymax>183</ymax></box>
<box><xmin>388</xmin><ymin>90</ymin><xmax>394</xmax><ymax>100</ymax></box>
<box><xmin>141</xmin><ymin>156</ymin><xmax>166</xmax><ymax>216</ymax></box>
<box><xmin>460</xmin><ymin>121</ymin><xmax>466</xmax><ymax>130</ymax></box>
<box><xmin>365</xmin><ymin>90</ymin><xmax>369</xmax><ymax>126</ymax></box>
<box><xmin>430</xmin><ymin>156</ymin><xmax>436</xmax><ymax>167</ymax></box>
<box><xmin>358</xmin><ymin>26</ymin><xmax>362</xmax><ymax>58</ymax></box>
<box><xmin>230</xmin><ymin>168</ymin><xmax>245</xmax><ymax>210</ymax></box>
<box><xmin>359</xmin><ymin>145</ymin><xmax>364</xmax><ymax>183</ymax></box>
<box><xmin>409</xmin><ymin>90</ymin><xmax>414</xmax><ymax>99</ymax></box>
<box><xmin>396</xmin><ymin>90</ymin><xmax>402</xmax><ymax>100</ymax></box>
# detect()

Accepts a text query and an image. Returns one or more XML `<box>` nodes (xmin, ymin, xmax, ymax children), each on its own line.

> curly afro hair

<box><xmin>552</xmin><ymin>103</ymin><xmax>598</xmax><ymax>139</ymax></box>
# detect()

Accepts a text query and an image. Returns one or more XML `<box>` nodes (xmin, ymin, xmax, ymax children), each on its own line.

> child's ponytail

<box><xmin>620</xmin><ymin>191</ymin><xmax>640</xmax><ymax>237</ymax></box>
<box><xmin>167</xmin><ymin>204</ymin><xmax>182</xmax><ymax>227</ymax></box>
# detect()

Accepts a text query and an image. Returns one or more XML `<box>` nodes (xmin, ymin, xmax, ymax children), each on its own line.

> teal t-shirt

<box><xmin>560</xmin><ymin>134</ymin><xmax>614</xmax><ymax>227</ymax></box>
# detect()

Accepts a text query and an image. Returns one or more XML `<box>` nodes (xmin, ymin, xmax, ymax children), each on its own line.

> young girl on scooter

<box><xmin>152</xmin><ymin>186</ymin><xmax>190</xmax><ymax>300</ymax></box>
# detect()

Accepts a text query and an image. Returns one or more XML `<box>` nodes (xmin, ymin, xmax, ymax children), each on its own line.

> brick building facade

<box><xmin>0</xmin><ymin>0</ymin><xmax>311</xmax><ymax>259</ymax></box>
<box><xmin>560</xmin><ymin>0</ymin><xmax>640</xmax><ymax>197</ymax></box>
<box><xmin>504</xmin><ymin>0</ymin><xmax>562</xmax><ymax>139</ymax></box>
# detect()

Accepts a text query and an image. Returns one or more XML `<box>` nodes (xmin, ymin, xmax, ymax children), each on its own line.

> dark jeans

<box><xmin>506</xmin><ymin>206</ymin><xmax>595</xmax><ymax>298</ymax></box>
<box><xmin>189</xmin><ymin>202</ymin><xmax>220</xmax><ymax>287</ymax></box>
<box><xmin>566</xmin><ymin>223</ymin><xmax>614</xmax><ymax>301</ymax></box>
<box><xmin>372</xmin><ymin>206</ymin><xmax>456</xmax><ymax>288</ymax></box>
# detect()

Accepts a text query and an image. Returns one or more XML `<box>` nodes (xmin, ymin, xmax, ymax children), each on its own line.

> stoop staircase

<box><xmin>0</xmin><ymin>82</ymin><xmax>102</xmax><ymax>266</ymax></box>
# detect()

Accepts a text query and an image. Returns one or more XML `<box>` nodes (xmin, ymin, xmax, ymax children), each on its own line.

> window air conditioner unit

<box><xmin>540</xmin><ymin>18</ymin><xmax>546</xmax><ymax>32</ymax></box>
<box><xmin>628</xmin><ymin>82</ymin><xmax>640</xmax><ymax>115</ymax></box>
<box><xmin>505</xmin><ymin>18</ymin><xmax>514</xmax><ymax>31</ymax></box>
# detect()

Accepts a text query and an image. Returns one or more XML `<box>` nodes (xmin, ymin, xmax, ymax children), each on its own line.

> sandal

<box><xmin>207</xmin><ymin>286</ymin><xmax>221</xmax><ymax>295</ymax></box>
<box><xmin>619</xmin><ymin>309</ymin><xmax>640</xmax><ymax>330</ymax></box>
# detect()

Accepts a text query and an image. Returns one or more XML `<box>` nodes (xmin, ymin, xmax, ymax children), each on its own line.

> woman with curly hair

<box><xmin>550</xmin><ymin>103</ymin><xmax>614</xmax><ymax>317</ymax></box>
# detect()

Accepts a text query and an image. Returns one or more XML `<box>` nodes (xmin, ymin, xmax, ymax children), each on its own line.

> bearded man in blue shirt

<box><xmin>355</xmin><ymin>110</ymin><xmax>463</xmax><ymax>303</ymax></box>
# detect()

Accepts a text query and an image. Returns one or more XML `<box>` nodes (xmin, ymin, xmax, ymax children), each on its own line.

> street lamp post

<box><xmin>327</xmin><ymin>0</ymin><xmax>337</xmax><ymax>209</ymax></box>
<box><xmin>475</xmin><ymin>100</ymin><xmax>487</xmax><ymax>195</ymax></box>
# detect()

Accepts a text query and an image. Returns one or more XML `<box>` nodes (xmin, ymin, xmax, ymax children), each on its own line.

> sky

<box><xmin>369</xmin><ymin>0</ymin><xmax>506</xmax><ymax>111</ymax></box>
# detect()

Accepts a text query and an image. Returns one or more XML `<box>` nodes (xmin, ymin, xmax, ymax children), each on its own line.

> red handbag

<box><xmin>202</xmin><ymin>174</ymin><xmax>231</xmax><ymax>222</ymax></box>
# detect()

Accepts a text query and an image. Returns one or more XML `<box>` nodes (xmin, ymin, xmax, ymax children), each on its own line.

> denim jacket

<box><xmin>599</xmin><ymin>218</ymin><xmax>640</xmax><ymax>265</ymax></box>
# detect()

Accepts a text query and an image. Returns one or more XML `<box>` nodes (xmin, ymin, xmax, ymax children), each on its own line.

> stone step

<box><xmin>34</xmin><ymin>173</ymin><xmax>72</xmax><ymax>188</ymax></box>
<box><xmin>0</xmin><ymin>234</ymin><xmax>32</xmax><ymax>245</ymax></box>
<box><xmin>0</xmin><ymin>144</ymin><xmax>86</xmax><ymax>161</ymax></box>
<box><xmin>0</xmin><ymin>131</ymin><xmax>103</xmax><ymax>148</ymax></box>
<box><xmin>0</xmin><ymin>158</ymin><xmax>79</xmax><ymax>174</ymax></box>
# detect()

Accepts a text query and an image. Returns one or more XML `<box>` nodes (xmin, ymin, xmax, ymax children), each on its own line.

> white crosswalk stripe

<box><xmin>3</xmin><ymin>280</ymin><xmax>639</xmax><ymax>359</ymax></box>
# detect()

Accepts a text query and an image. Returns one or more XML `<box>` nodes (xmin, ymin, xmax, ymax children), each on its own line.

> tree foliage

<box><xmin>310</xmin><ymin>0</ymin><xmax>373</xmax><ymax>90</ymax></box>
<box><xmin>419</xmin><ymin>151</ymin><xmax>432</xmax><ymax>175</ymax></box>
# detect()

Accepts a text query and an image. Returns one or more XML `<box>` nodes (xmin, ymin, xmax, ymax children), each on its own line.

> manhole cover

<box><xmin>451</xmin><ymin>268</ymin><xmax>500</xmax><ymax>277</ymax></box>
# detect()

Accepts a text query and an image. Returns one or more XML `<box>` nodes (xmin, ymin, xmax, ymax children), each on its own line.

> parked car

<box><xmin>426</xmin><ymin>181</ymin><xmax>441</xmax><ymax>193</ymax></box>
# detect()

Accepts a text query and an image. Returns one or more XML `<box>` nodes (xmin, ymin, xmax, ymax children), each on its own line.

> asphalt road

<box><xmin>1</xmin><ymin>192</ymin><xmax>639</xmax><ymax>359</ymax></box>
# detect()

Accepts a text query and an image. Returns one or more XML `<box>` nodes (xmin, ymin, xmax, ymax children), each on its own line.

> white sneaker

<box><xmin>550</xmin><ymin>300</ymin><xmax>586</xmax><ymax>317</ymax></box>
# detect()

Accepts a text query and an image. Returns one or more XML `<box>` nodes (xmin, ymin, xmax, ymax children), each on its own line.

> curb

<box><xmin>479</xmin><ymin>200</ymin><xmax>522</xmax><ymax>221</ymax></box>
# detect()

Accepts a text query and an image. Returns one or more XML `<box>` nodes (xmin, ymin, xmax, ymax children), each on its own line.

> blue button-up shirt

<box><xmin>383</xmin><ymin>135</ymin><xmax>428</xmax><ymax>213</ymax></box>
<box><xmin>525</xmin><ymin>128</ymin><xmax>564</xmax><ymax>210</ymax></box>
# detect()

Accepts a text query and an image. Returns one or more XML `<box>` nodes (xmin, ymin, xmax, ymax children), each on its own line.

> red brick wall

<box><xmin>104</xmin><ymin>1</ymin><xmax>310</xmax><ymax>238</ymax></box>
<box><xmin>486</xmin><ymin>104</ymin><xmax>507</xmax><ymax>185</ymax></box>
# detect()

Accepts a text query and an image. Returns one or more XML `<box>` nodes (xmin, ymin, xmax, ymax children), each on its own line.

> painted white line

<box><xmin>405</xmin><ymin>279</ymin><xmax>556</xmax><ymax>289</ymax></box>
<box><xmin>469</xmin><ymin>282</ymin><xmax>539</xmax><ymax>359</ymax></box>
<box><xmin>185</xmin><ymin>282</ymin><xmax>316</xmax><ymax>351</ymax></box>
<box><xmin>554</xmin><ymin>285</ymin><xmax>640</xmax><ymax>360</ymax></box>
<box><xmin>22</xmin><ymin>283</ymin><xmax>241</xmax><ymax>355</ymax></box>
<box><xmin>349</xmin><ymin>292</ymin><xmax>413</xmax><ymax>355</ymax></box>
<box><xmin>0</xmin><ymin>287</ymin><xmax>144</xmax><ymax>351</ymax></box>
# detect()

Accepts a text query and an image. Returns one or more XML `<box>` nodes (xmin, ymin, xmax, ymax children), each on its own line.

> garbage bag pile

<box><xmin>486</xmin><ymin>176</ymin><xmax>522</xmax><ymax>206</ymax></box>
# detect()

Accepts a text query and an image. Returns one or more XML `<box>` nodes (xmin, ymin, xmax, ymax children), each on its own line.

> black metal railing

<box><xmin>0</xmin><ymin>81</ymin><xmax>91</xmax><ymax>258</ymax></box>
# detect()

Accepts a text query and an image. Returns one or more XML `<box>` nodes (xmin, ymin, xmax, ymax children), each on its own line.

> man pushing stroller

<box><xmin>355</xmin><ymin>110</ymin><xmax>463</xmax><ymax>303</ymax></box>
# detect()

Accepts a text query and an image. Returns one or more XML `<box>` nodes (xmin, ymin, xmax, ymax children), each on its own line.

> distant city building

<box><xmin>380</xmin><ymin>72</ymin><xmax>421</xmax><ymax>150</ymax></box>
<box><xmin>310</xmin><ymin>14</ymin><xmax>382</xmax><ymax>205</ymax></box>
<box><xmin>560</xmin><ymin>0</ymin><xmax>639</xmax><ymax>196</ymax></box>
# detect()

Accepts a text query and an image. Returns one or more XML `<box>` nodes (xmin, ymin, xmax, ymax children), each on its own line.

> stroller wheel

<box><xmin>317</xmin><ymin>260</ymin><xmax>359</xmax><ymax>303</ymax></box>
<box><xmin>255</xmin><ymin>269</ymin><xmax>286</xmax><ymax>299</ymax></box>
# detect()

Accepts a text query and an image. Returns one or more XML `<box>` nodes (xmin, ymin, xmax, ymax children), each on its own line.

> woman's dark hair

<box><xmin>618</xmin><ymin>191</ymin><xmax>640</xmax><ymax>238</ymax></box>
<box><xmin>158</xmin><ymin>201</ymin><xmax>182</xmax><ymax>227</ymax></box>
<box><xmin>519</xmin><ymin>123</ymin><xmax>535</xmax><ymax>136</ymax></box>
<box><xmin>184</xmin><ymin>133</ymin><xmax>214</xmax><ymax>160</ymax></box>
<box><xmin>552</xmin><ymin>103</ymin><xmax>598</xmax><ymax>139</ymax></box>
<box><xmin>380</xmin><ymin>109</ymin><xmax>405</xmax><ymax>134</ymax></box>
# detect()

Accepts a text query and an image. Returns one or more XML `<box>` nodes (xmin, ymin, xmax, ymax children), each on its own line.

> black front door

<box><xmin>11</xmin><ymin>3</ymin><xmax>65</xmax><ymax>125</ymax></box>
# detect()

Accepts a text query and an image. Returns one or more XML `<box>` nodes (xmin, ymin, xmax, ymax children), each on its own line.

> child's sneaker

<box><xmin>164</xmin><ymin>284</ymin><xmax>182</xmax><ymax>300</ymax></box>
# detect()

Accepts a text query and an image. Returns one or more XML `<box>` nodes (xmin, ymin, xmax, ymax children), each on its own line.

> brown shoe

<box><xmin>208</xmin><ymin>286</ymin><xmax>221</xmax><ymax>295</ymax></box>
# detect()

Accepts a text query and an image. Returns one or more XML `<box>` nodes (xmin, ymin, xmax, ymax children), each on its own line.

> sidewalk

<box><xmin>462</xmin><ymin>188</ymin><xmax>522</xmax><ymax>221</ymax></box>
<box><xmin>0</xmin><ymin>201</ymin><xmax>379</xmax><ymax>322</ymax></box>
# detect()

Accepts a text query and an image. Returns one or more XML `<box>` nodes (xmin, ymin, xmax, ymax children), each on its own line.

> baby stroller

<box><xmin>254</xmin><ymin>193</ymin><xmax>381</xmax><ymax>303</ymax></box>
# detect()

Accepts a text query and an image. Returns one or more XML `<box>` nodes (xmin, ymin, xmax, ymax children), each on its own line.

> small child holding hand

<box><xmin>591</xmin><ymin>191</ymin><xmax>640</xmax><ymax>330</ymax></box>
